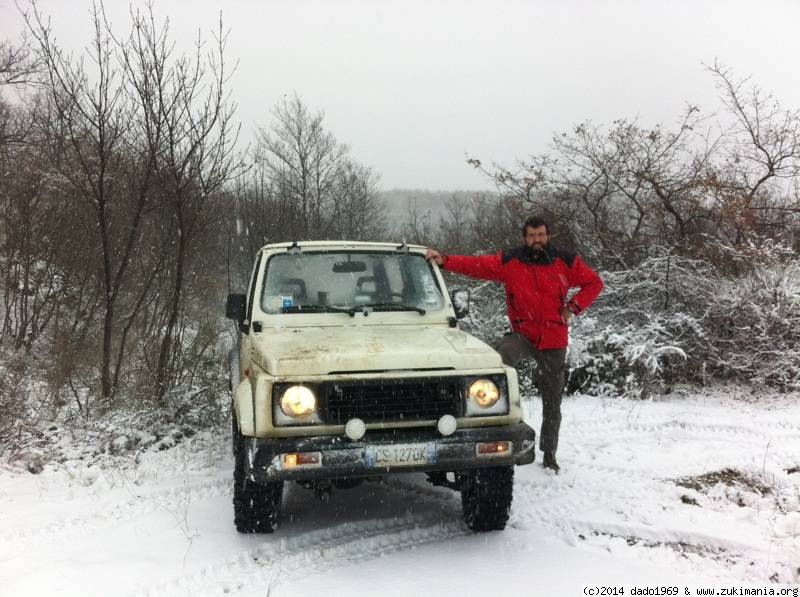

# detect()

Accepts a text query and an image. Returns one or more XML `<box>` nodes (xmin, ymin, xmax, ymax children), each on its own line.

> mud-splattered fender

<box><xmin>234</xmin><ymin>373</ymin><xmax>272</xmax><ymax>437</ymax></box>
<box><xmin>227</xmin><ymin>349</ymin><xmax>240</xmax><ymax>392</ymax></box>
<box><xmin>233</xmin><ymin>377</ymin><xmax>254</xmax><ymax>436</ymax></box>
<box><xmin>503</xmin><ymin>365</ymin><xmax>523</xmax><ymax>416</ymax></box>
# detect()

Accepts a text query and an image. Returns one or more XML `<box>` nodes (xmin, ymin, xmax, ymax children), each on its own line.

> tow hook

<box><xmin>313</xmin><ymin>480</ymin><xmax>333</xmax><ymax>502</ymax></box>
<box><xmin>426</xmin><ymin>471</ymin><xmax>462</xmax><ymax>491</ymax></box>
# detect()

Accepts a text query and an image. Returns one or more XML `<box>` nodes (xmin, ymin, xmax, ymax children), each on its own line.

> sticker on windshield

<box><xmin>265</xmin><ymin>295</ymin><xmax>282</xmax><ymax>310</ymax></box>
<box><xmin>281</xmin><ymin>296</ymin><xmax>294</xmax><ymax>308</ymax></box>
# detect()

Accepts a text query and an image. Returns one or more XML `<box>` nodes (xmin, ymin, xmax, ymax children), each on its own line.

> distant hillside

<box><xmin>380</xmin><ymin>189</ymin><xmax>496</xmax><ymax>225</ymax></box>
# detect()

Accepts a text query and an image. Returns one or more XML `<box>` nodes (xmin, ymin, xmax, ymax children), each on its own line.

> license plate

<box><xmin>365</xmin><ymin>443</ymin><xmax>436</xmax><ymax>468</ymax></box>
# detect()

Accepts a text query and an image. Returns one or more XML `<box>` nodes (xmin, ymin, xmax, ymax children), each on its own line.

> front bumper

<box><xmin>245</xmin><ymin>422</ymin><xmax>536</xmax><ymax>483</ymax></box>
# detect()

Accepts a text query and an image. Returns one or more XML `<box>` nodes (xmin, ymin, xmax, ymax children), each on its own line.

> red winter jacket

<box><xmin>443</xmin><ymin>245</ymin><xmax>604</xmax><ymax>349</ymax></box>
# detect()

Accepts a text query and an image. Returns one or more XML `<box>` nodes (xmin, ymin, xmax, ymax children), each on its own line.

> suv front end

<box><xmin>244</xmin><ymin>368</ymin><xmax>535</xmax><ymax>483</ymax></box>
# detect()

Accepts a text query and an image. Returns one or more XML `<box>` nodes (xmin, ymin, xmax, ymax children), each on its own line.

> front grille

<box><xmin>321</xmin><ymin>377</ymin><xmax>463</xmax><ymax>424</ymax></box>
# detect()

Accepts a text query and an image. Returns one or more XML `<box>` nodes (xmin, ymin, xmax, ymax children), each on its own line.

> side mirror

<box><xmin>226</xmin><ymin>293</ymin><xmax>247</xmax><ymax>323</ymax></box>
<box><xmin>451</xmin><ymin>289</ymin><xmax>471</xmax><ymax>320</ymax></box>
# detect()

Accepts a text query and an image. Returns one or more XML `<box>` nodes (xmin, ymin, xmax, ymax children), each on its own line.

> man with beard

<box><xmin>425</xmin><ymin>216</ymin><xmax>603</xmax><ymax>472</ymax></box>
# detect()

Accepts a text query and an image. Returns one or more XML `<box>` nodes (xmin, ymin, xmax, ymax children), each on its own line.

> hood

<box><xmin>251</xmin><ymin>325</ymin><xmax>502</xmax><ymax>376</ymax></box>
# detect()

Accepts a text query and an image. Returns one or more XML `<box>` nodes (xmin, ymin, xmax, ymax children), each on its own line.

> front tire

<box><xmin>460</xmin><ymin>466</ymin><xmax>514</xmax><ymax>532</ymax></box>
<box><xmin>233</xmin><ymin>428</ymin><xmax>283</xmax><ymax>533</ymax></box>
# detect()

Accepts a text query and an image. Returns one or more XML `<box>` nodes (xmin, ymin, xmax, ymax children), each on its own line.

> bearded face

<box><xmin>523</xmin><ymin>225</ymin><xmax>549</xmax><ymax>256</ymax></box>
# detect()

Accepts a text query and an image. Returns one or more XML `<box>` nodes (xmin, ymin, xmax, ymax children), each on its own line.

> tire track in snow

<box><xmin>519</xmin><ymin>481</ymin><xmax>745</xmax><ymax>575</ymax></box>
<box><xmin>565</xmin><ymin>518</ymin><xmax>756</xmax><ymax>555</ymax></box>
<box><xmin>134</xmin><ymin>474</ymin><xmax>634</xmax><ymax>597</ymax></box>
<box><xmin>512</xmin><ymin>468</ymin><xmax>670</xmax><ymax>533</ymax></box>
<box><xmin>564</xmin><ymin>413</ymin><xmax>800</xmax><ymax>478</ymax></box>
<box><xmin>384</xmin><ymin>472</ymin><xmax>645</xmax><ymax>534</ymax></box>
<box><xmin>567</xmin><ymin>416</ymin><xmax>800</xmax><ymax>442</ymax></box>
<box><xmin>133</xmin><ymin>510</ymin><xmax>468</xmax><ymax>597</ymax></box>
<box><xmin>231</xmin><ymin>519</ymin><xmax>470</xmax><ymax>597</ymax></box>
<box><xmin>387</xmin><ymin>473</ymin><xmax>620</xmax><ymax>539</ymax></box>
<box><xmin>2</xmin><ymin>475</ymin><xmax>231</xmax><ymax>555</ymax></box>
<box><xmin>562</xmin><ymin>515</ymin><xmax>797</xmax><ymax>583</ymax></box>
<box><xmin>257</xmin><ymin>517</ymin><xmax>481</xmax><ymax>594</ymax></box>
<box><xmin>384</xmin><ymin>431</ymin><xmax>782</xmax><ymax>574</ymax></box>
<box><xmin>523</xmin><ymin>438</ymin><xmax>798</xmax><ymax>582</ymax></box>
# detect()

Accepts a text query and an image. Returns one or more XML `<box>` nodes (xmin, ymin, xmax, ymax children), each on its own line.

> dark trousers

<box><xmin>493</xmin><ymin>333</ymin><xmax>566</xmax><ymax>454</ymax></box>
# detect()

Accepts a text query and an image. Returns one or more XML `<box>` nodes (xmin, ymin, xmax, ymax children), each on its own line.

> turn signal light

<box><xmin>282</xmin><ymin>452</ymin><xmax>321</xmax><ymax>468</ymax></box>
<box><xmin>476</xmin><ymin>441</ymin><xmax>511</xmax><ymax>455</ymax></box>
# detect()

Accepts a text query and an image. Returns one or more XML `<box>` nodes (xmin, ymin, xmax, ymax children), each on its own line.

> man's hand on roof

<box><xmin>425</xmin><ymin>249</ymin><xmax>445</xmax><ymax>265</ymax></box>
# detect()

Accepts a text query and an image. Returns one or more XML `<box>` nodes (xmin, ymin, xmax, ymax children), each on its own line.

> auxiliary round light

<box><xmin>345</xmin><ymin>418</ymin><xmax>366</xmax><ymax>440</ymax></box>
<box><xmin>437</xmin><ymin>414</ymin><xmax>457</xmax><ymax>436</ymax></box>
<box><xmin>468</xmin><ymin>379</ymin><xmax>500</xmax><ymax>408</ymax></box>
<box><xmin>280</xmin><ymin>385</ymin><xmax>317</xmax><ymax>417</ymax></box>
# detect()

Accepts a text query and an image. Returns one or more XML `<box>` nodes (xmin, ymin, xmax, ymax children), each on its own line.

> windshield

<box><xmin>260</xmin><ymin>251</ymin><xmax>445</xmax><ymax>314</ymax></box>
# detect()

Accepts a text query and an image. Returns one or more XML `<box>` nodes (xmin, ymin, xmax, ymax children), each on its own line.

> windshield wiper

<box><xmin>281</xmin><ymin>304</ymin><xmax>356</xmax><ymax>317</ymax></box>
<box><xmin>361</xmin><ymin>302</ymin><xmax>426</xmax><ymax>315</ymax></box>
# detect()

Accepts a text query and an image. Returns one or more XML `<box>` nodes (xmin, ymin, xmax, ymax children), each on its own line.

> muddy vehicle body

<box><xmin>226</xmin><ymin>241</ymin><xmax>536</xmax><ymax>532</ymax></box>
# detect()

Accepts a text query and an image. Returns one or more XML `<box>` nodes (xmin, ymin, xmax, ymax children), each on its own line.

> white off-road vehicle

<box><xmin>225</xmin><ymin>241</ymin><xmax>536</xmax><ymax>533</ymax></box>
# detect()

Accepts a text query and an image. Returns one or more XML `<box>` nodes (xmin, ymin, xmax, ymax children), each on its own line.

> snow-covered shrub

<box><xmin>0</xmin><ymin>355</ymin><xmax>27</xmax><ymax>455</ymax></box>
<box><xmin>0</xmin><ymin>346</ymin><xmax>58</xmax><ymax>461</ymax></box>
<box><xmin>576</xmin><ymin>245</ymin><xmax>800</xmax><ymax>394</ymax></box>
<box><xmin>133</xmin><ymin>314</ymin><xmax>230</xmax><ymax>426</ymax></box>
<box><xmin>565</xmin><ymin>255</ymin><xmax>715</xmax><ymax>396</ymax></box>
<box><xmin>566</xmin><ymin>315</ymin><xmax>693</xmax><ymax>398</ymax></box>
<box><xmin>703</xmin><ymin>259</ymin><xmax>800</xmax><ymax>391</ymax></box>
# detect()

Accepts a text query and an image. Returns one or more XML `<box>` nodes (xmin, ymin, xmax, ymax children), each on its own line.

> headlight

<box><xmin>468</xmin><ymin>379</ymin><xmax>500</xmax><ymax>408</ymax></box>
<box><xmin>280</xmin><ymin>385</ymin><xmax>317</xmax><ymax>416</ymax></box>
<box><xmin>464</xmin><ymin>376</ymin><xmax>509</xmax><ymax>416</ymax></box>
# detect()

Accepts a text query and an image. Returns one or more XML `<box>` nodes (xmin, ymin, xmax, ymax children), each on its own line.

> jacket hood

<box><xmin>251</xmin><ymin>325</ymin><xmax>502</xmax><ymax>376</ymax></box>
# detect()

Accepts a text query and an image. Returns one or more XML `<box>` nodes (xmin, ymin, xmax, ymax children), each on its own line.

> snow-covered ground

<box><xmin>1</xmin><ymin>389</ymin><xmax>799</xmax><ymax>596</ymax></box>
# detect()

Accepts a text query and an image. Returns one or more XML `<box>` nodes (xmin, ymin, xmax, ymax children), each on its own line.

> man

<box><xmin>426</xmin><ymin>216</ymin><xmax>603</xmax><ymax>473</ymax></box>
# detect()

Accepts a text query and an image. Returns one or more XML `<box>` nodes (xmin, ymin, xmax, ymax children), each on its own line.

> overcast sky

<box><xmin>2</xmin><ymin>0</ymin><xmax>799</xmax><ymax>190</ymax></box>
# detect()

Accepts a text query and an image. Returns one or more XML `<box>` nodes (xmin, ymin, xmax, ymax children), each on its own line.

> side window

<box><xmin>406</xmin><ymin>256</ymin><xmax>444</xmax><ymax>307</ymax></box>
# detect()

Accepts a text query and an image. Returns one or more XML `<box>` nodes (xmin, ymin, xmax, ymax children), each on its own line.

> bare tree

<box><xmin>435</xmin><ymin>194</ymin><xmax>471</xmax><ymax>253</ymax></box>
<box><xmin>255</xmin><ymin>95</ymin><xmax>348</xmax><ymax>239</ymax></box>
<box><xmin>704</xmin><ymin>61</ymin><xmax>800</xmax><ymax>245</ymax></box>
<box><xmin>472</xmin><ymin>107</ymin><xmax>719</xmax><ymax>265</ymax></box>
<box><xmin>0</xmin><ymin>41</ymin><xmax>42</xmax><ymax>345</ymax></box>
<box><xmin>24</xmin><ymin>3</ymin><xmax>155</xmax><ymax>400</ymax></box>
<box><xmin>0</xmin><ymin>38</ymin><xmax>37</xmax><ymax>86</ymax></box>
<box><xmin>327</xmin><ymin>159</ymin><xmax>385</xmax><ymax>240</ymax></box>
<box><xmin>0</xmin><ymin>39</ymin><xmax>38</xmax><ymax>146</ymax></box>
<box><xmin>117</xmin><ymin>6</ymin><xmax>240</xmax><ymax>403</ymax></box>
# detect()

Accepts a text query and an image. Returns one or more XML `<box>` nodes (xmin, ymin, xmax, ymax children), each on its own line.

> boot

<box><xmin>542</xmin><ymin>450</ymin><xmax>560</xmax><ymax>474</ymax></box>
